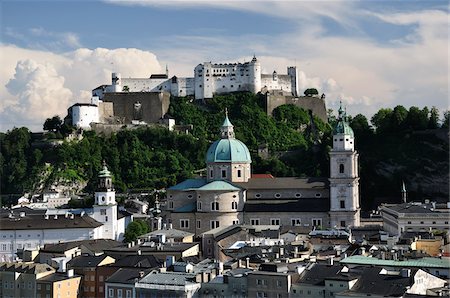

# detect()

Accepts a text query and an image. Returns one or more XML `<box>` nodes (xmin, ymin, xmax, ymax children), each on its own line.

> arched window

<box><xmin>339</xmin><ymin>164</ymin><xmax>345</xmax><ymax>174</ymax></box>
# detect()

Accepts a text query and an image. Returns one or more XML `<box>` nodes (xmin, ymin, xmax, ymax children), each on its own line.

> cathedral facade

<box><xmin>164</xmin><ymin>106</ymin><xmax>360</xmax><ymax>236</ymax></box>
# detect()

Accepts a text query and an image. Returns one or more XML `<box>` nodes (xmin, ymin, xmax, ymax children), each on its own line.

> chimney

<box><xmin>401</xmin><ymin>269</ymin><xmax>411</xmax><ymax>278</ymax></box>
<box><xmin>54</xmin><ymin>215</ymin><xmax>58</xmax><ymax>220</ymax></box>
<box><xmin>137</xmin><ymin>249</ymin><xmax>141</xmax><ymax>255</ymax></box>
<box><xmin>19</xmin><ymin>212</ymin><xmax>25</xmax><ymax>218</ymax></box>
<box><xmin>169</xmin><ymin>223</ymin><xmax>173</xmax><ymax>229</ymax></box>
<box><xmin>70</xmin><ymin>214</ymin><xmax>74</xmax><ymax>219</ymax></box>
<box><xmin>139</xmin><ymin>271</ymin><xmax>145</xmax><ymax>278</ymax></box>
<box><xmin>246</xmin><ymin>257</ymin><xmax>250</xmax><ymax>268</ymax></box>
<box><xmin>44</xmin><ymin>214</ymin><xmax>49</xmax><ymax>220</ymax></box>
<box><xmin>67</xmin><ymin>269</ymin><xmax>74</xmax><ymax>278</ymax></box>
<box><xmin>328</xmin><ymin>256</ymin><xmax>334</xmax><ymax>265</ymax></box>
<box><xmin>166</xmin><ymin>256</ymin><xmax>175</xmax><ymax>268</ymax></box>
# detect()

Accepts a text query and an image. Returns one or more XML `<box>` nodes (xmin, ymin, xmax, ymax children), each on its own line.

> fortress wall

<box><xmin>265</xmin><ymin>93</ymin><xmax>328</xmax><ymax>123</ymax></box>
<box><xmin>102</xmin><ymin>91</ymin><xmax>170</xmax><ymax>124</ymax></box>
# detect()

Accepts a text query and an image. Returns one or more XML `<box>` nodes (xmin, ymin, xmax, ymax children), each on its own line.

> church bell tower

<box><xmin>329</xmin><ymin>103</ymin><xmax>361</xmax><ymax>228</ymax></box>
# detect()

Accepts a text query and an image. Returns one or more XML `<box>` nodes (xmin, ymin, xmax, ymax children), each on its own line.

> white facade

<box><xmin>93</xmin><ymin>56</ymin><xmax>299</xmax><ymax>100</ymax></box>
<box><xmin>70</xmin><ymin>103</ymin><xmax>99</xmax><ymax>130</ymax></box>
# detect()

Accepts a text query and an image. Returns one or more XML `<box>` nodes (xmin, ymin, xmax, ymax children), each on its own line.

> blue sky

<box><xmin>0</xmin><ymin>0</ymin><xmax>448</xmax><ymax>131</ymax></box>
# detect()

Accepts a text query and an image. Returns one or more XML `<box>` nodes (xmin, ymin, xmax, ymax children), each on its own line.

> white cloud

<box><xmin>0</xmin><ymin>45</ymin><xmax>162</xmax><ymax>131</ymax></box>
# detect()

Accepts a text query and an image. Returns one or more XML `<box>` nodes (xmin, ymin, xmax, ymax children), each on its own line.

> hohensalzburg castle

<box><xmin>92</xmin><ymin>56</ymin><xmax>299</xmax><ymax>100</ymax></box>
<box><xmin>68</xmin><ymin>56</ymin><xmax>328</xmax><ymax>131</ymax></box>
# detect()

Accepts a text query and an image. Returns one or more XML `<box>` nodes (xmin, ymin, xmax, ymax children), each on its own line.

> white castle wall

<box><xmin>95</xmin><ymin>57</ymin><xmax>298</xmax><ymax>100</ymax></box>
<box><xmin>71</xmin><ymin>104</ymin><xmax>99</xmax><ymax>130</ymax></box>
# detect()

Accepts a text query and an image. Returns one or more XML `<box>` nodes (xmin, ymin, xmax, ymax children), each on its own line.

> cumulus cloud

<box><xmin>0</xmin><ymin>45</ymin><xmax>162</xmax><ymax>131</ymax></box>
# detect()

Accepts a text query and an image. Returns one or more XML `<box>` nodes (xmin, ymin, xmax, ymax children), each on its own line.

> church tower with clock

<box><xmin>329</xmin><ymin>103</ymin><xmax>361</xmax><ymax>228</ymax></box>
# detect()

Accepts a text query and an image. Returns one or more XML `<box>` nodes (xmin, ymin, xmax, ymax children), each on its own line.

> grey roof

<box><xmin>104</xmin><ymin>242</ymin><xmax>199</xmax><ymax>255</ymax></box>
<box><xmin>383</xmin><ymin>202</ymin><xmax>438</xmax><ymax>214</ymax></box>
<box><xmin>341</xmin><ymin>267</ymin><xmax>419</xmax><ymax>297</ymax></box>
<box><xmin>140</xmin><ymin>228</ymin><xmax>194</xmax><ymax>240</ymax></box>
<box><xmin>112</xmin><ymin>255</ymin><xmax>162</xmax><ymax>268</ymax></box>
<box><xmin>235</xmin><ymin>177</ymin><xmax>329</xmax><ymax>190</ymax></box>
<box><xmin>41</xmin><ymin>239</ymin><xmax>124</xmax><ymax>254</ymax></box>
<box><xmin>0</xmin><ymin>262</ymin><xmax>54</xmax><ymax>275</ymax></box>
<box><xmin>298</xmin><ymin>263</ymin><xmax>344</xmax><ymax>286</ymax></box>
<box><xmin>138</xmin><ymin>272</ymin><xmax>197</xmax><ymax>286</ymax></box>
<box><xmin>38</xmin><ymin>272</ymin><xmax>81</xmax><ymax>282</ymax></box>
<box><xmin>0</xmin><ymin>213</ymin><xmax>102</xmax><ymax>230</ymax></box>
<box><xmin>168</xmin><ymin>178</ymin><xmax>207</xmax><ymax>191</ymax></box>
<box><xmin>244</xmin><ymin>198</ymin><xmax>329</xmax><ymax>212</ymax></box>
<box><xmin>68</xmin><ymin>255</ymin><xmax>112</xmax><ymax>268</ymax></box>
<box><xmin>106</xmin><ymin>268</ymin><xmax>153</xmax><ymax>284</ymax></box>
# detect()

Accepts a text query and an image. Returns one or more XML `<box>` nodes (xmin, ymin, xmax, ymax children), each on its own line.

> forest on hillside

<box><xmin>1</xmin><ymin>92</ymin><xmax>448</xmax><ymax>210</ymax></box>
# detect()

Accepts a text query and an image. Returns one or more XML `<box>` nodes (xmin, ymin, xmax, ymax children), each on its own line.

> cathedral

<box><xmin>164</xmin><ymin>104</ymin><xmax>360</xmax><ymax>236</ymax></box>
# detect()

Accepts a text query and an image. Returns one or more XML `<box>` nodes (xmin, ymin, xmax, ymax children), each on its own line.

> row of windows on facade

<box><xmin>168</xmin><ymin>192</ymin><xmax>322</xmax><ymax>200</ymax></box>
<box><xmin>335</xmin><ymin>137</ymin><xmax>353</xmax><ymax>145</ymax></box>
<box><xmin>178</xmin><ymin>218</ymin><xmax>323</xmax><ymax>230</ymax></box>
<box><xmin>2</xmin><ymin>281</ymin><xmax>71</xmax><ymax>291</ymax></box>
<box><xmin>1</xmin><ymin>243</ymin><xmax>35</xmax><ymax>251</ymax></box>
<box><xmin>198</xmin><ymin>68</ymin><xmax>252</xmax><ymax>74</ymax></box>
<box><xmin>406</xmin><ymin>220</ymin><xmax>449</xmax><ymax>225</ymax></box>
<box><xmin>107</xmin><ymin>287</ymin><xmax>132</xmax><ymax>298</ymax></box>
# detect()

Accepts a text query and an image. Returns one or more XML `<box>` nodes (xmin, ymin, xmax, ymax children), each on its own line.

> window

<box><xmin>257</xmin><ymin>292</ymin><xmax>268</xmax><ymax>298</ymax></box>
<box><xmin>28</xmin><ymin>282</ymin><xmax>32</xmax><ymax>289</ymax></box>
<box><xmin>340</xmin><ymin>220</ymin><xmax>346</xmax><ymax>227</ymax></box>
<box><xmin>109</xmin><ymin>288</ymin><xmax>114</xmax><ymax>298</ymax></box>
<box><xmin>99</xmin><ymin>286</ymin><xmax>104</xmax><ymax>293</ymax></box>
<box><xmin>197</xmin><ymin>220</ymin><xmax>201</xmax><ymax>229</ymax></box>
<box><xmin>211</xmin><ymin>201</ymin><xmax>219</xmax><ymax>211</ymax></box>
<box><xmin>433</xmin><ymin>221</ymin><xmax>436</xmax><ymax>224</ymax></box>
<box><xmin>99</xmin><ymin>275</ymin><xmax>104</xmax><ymax>282</ymax></box>
<box><xmin>315</xmin><ymin>193</ymin><xmax>322</xmax><ymax>198</ymax></box>
<box><xmin>90</xmin><ymin>275</ymin><xmax>95</xmax><ymax>281</ymax></box>
<box><xmin>210</xmin><ymin>170</ymin><xmax>213</xmax><ymax>178</ymax></box>
<box><xmin>277</xmin><ymin>280</ymin><xmax>282</xmax><ymax>287</ymax></box>
<box><xmin>1</xmin><ymin>244</ymin><xmax>6</xmax><ymax>251</ymax></box>
<box><xmin>100</xmin><ymin>209</ymin><xmax>106</xmax><ymax>215</ymax></box>
<box><xmin>46</xmin><ymin>284</ymin><xmax>50</xmax><ymax>290</ymax></box>
<box><xmin>232</xmin><ymin>220</ymin><xmax>239</xmax><ymax>225</ymax></box>
<box><xmin>250</xmin><ymin>218</ymin><xmax>260</xmax><ymax>225</ymax></box>
<box><xmin>420</xmin><ymin>221</ymin><xmax>424</xmax><ymax>224</ymax></box>
<box><xmin>187</xmin><ymin>194</ymin><xmax>193</xmax><ymax>199</ymax></box>
<box><xmin>340</xmin><ymin>201</ymin><xmax>345</xmax><ymax>209</ymax></box>
<box><xmin>126</xmin><ymin>290</ymin><xmax>132</xmax><ymax>298</ymax></box>
<box><xmin>312</xmin><ymin>218</ymin><xmax>322</xmax><ymax>227</ymax></box>
<box><xmin>255</xmin><ymin>193</ymin><xmax>261</xmax><ymax>198</ymax></box>
<box><xmin>295</xmin><ymin>193</ymin><xmax>302</xmax><ymax>198</ymax></box>
<box><xmin>197</xmin><ymin>202</ymin><xmax>202</xmax><ymax>210</ymax></box>
<box><xmin>221</xmin><ymin>170</ymin><xmax>227</xmax><ymax>178</ymax></box>
<box><xmin>117</xmin><ymin>289</ymin><xmax>123</xmax><ymax>298</ymax></box>
<box><xmin>291</xmin><ymin>218</ymin><xmax>301</xmax><ymax>226</ymax></box>
<box><xmin>237</xmin><ymin>169</ymin><xmax>242</xmax><ymax>177</ymax></box>
<box><xmin>180</xmin><ymin>219</ymin><xmax>189</xmax><ymax>229</ymax></box>
<box><xmin>275</xmin><ymin>193</ymin><xmax>281</xmax><ymax>198</ymax></box>
<box><xmin>271</xmin><ymin>218</ymin><xmax>280</xmax><ymax>225</ymax></box>
<box><xmin>37</xmin><ymin>284</ymin><xmax>41</xmax><ymax>290</ymax></box>
<box><xmin>339</xmin><ymin>164</ymin><xmax>344</xmax><ymax>173</ymax></box>
<box><xmin>169</xmin><ymin>201</ymin><xmax>174</xmax><ymax>209</ymax></box>
<box><xmin>232</xmin><ymin>201</ymin><xmax>238</xmax><ymax>210</ymax></box>
<box><xmin>407</xmin><ymin>221</ymin><xmax>412</xmax><ymax>224</ymax></box>
<box><xmin>105</xmin><ymin>216</ymin><xmax>108</xmax><ymax>222</ymax></box>
<box><xmin>211</xmin><ymin>220</ymin><xmax>220</xmax><ymax>229</ymax></box>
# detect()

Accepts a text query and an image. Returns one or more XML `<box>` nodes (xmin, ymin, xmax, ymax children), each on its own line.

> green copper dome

<box><xmin>206</xmin><ymin>113</ymin><xmax>251</xmax><ymax>163</ymax></box>
<box><xmin>206</xmin><ymin>138</ymin><xmax>251</xmax><ymax>163</ymax></box>
<box><xmin>333</xmin><ymin>102</ymin><xmax>354</xmax><ymax>137</ymax></box>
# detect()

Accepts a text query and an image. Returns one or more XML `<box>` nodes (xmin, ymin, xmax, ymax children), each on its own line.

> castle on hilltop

<box><xmin>67</xmin><ymin>56</ymin><xmax>327</xmax><ymax>130</ymax></box>
<box><xmin>92</xmin><ymin>55</ymin><xmax>299</xmax><ymax>100</ymax></box>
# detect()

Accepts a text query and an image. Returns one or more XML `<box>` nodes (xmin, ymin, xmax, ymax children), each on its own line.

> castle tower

<box><xmin>111</xmin><ymin>73</ymin><xmax>122</xmax><ymax>92</ymax></box>
<box><xmin>287</xmin><ymin>66</ymin><xmax>299</xmax><ymax>97</ymax></box>
<box><xmin>206</xmin><ymin>110</ymin><xmax>252</xmax><ymax>183</ymax></box>
<box><xmin>329</xmin><ymin>103</ymin><xmax>360</xmax><ymax>228</ymax></box>
<box><xmin>92</xmin><ymin>162</ymin><xmax>118</xmax><ymax>240</ymax></box>
<box><xmin>249</xmin><ymin>55</ymin><xmax>261</xmax><ymax>93</ymax></box>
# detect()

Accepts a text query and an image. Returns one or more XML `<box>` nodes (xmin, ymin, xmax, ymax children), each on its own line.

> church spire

<box><xmin>220</xmin><ymin>108</ymin><xmax>235</xmax><ymax>139</ymax></box>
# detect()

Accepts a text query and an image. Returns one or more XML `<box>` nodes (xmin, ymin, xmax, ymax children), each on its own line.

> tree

<box><xmin>428</xmin><ymin>106</ymin><xmax>439</xmax><ymax>129</ymax></box>
<box><xmin>405</xmin><ymin>106</ymin><xmax>428</xmax><ymax>130</ymax></box>
<box><xmin>442</xmin><ymin>111</ymin><xmax>449</xmax><ymax>129</ymax></box>
<box><xmin>390</xmin><ymin>105</ymin><xmax>408</xmax><ymax>130</ymax></box>
<box><xmin>350</xmin><ymin>114</ymin><xmax>372</xmax><ymax>138</ymax></box>
<box><xmin>43</xmin><ymin>116</ymin><xmax>63</xmax><ymax>132</ymax></box>
<box><xmin>371</xmin><ymin>108</ymin><xmax>393</xmax><ymax>133</ymax></box>
<box><xmin>304</xmin><ymin>88</ymin><xmax>319</xmax><ymax>97</ymax></box>
<box><xmin>124</xmin><ymin>220</ymin><xmax>149</xmax><ymax>243</ymax></box>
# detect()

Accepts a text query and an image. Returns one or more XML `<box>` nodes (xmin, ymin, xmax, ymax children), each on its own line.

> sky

<box><xmin>0</xmin><ymin>0</ymin><xmax>448</xmax><ymax>132</ymax></box>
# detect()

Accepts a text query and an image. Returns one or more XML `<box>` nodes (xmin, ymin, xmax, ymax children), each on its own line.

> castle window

<box><xmin>211</xmin><ymin>220</ymin><xmax>220</xmax><ymax>229</ymax></box>
<box><xmin>339</xmin><ymin>164</ymin><xmax>345</xmax><ymax>174</ymax></box>
<box><xmin>312</xmin><ymin>218</ymin><xmax>322</xmax><ymax>227</ymax></box>
<box><xmin>291</xmin><ymin>218</ymin><xmax>301</xmax><ymax>226</ymax></box>
<box><xmin>270</xmin><ymin>218</ymin><xmax>280</xmax><ymax>225</ymax></box>
<box><xmin>197</xmin><ymin>202</ymin><xmax>202</xmax><ymax>210</ymax></box>
<box><xmin>250</xmin><ymin>218</ymin><xmax>260</xmax><ymax>225</ymax></box>
<box><xmin>211</xmin><ymin>201</ymin><xmax>219</xmax><ymax>211</ymax></box>
<box><xmin>340</xmin><ymin>220</ymin><xmax>346</xmax><ymax>227</ymax></box>
<box><xmin>169</xmin><ymin>201</ymin><xmax>174</xmax><ymax>209</ymax></box>
<box><xmin>197</xmin><ymin>220</ymin><xmax>201</xmax><ymax>229</ymax></box>
<box><xmin>180</xmin><ymin>219</ymin><xmax>189</xmax><ymax>229</ymax></box>
<box><xmin>210</xmin><ymin>170</ymin><xmax>213</xmax><ymax>178</ymax></box>
<box><xmin>221</xmin><ymin>170</ymin><xmax>227</xmax><ymax>178</ymax></box>
<box><xmin>237</xmin><ymin>169</ymin><xmax>242</xmax><ymax>178</ymax></box>
<box><xmin>340</xmin><ymin>201</ymin><xmax>345</xmax><ymax>208</ymax></box>
<box><xmin>232</xmin><ymin>220</ymin><xmax>239</xmax><ymax>225</ymax></box>
<box><xmin>232</xmin><ymin>201</ymin><xmax>238</xmax><ymax>210</ymax></box>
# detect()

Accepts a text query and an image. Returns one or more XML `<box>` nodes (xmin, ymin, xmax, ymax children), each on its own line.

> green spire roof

<box><xmin>98</xmin><ymin>161</ymin><xmax>111</xmax><ymax>178</ymax></box>
<box><xmin>333</xmin><ymin>101</ymin><xmax>354</xmax><ymax>137</ymax></box>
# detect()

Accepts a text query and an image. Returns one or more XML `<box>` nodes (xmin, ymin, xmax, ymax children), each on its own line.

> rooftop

<box><xmin>341</xmin><ymin>255</ymin><xmax>450</xmax><ymax>269</ymax></box>
<box><xmin>235</xmin><ymin>177</ymin><xmax>329</xmax><ymax>190</ymax></box>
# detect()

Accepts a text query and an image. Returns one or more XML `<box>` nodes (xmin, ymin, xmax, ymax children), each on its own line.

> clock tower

<box><xmin>329</xmin><ymin>103</ymin><xmax>360</xmax><ymax>228</ymax></box>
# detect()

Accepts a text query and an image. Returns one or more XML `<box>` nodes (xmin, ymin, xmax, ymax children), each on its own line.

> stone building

<box><xmin>164</xmin><ymin>105</ymin><xmax>360</xmax><ymax>237</ymax></box>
